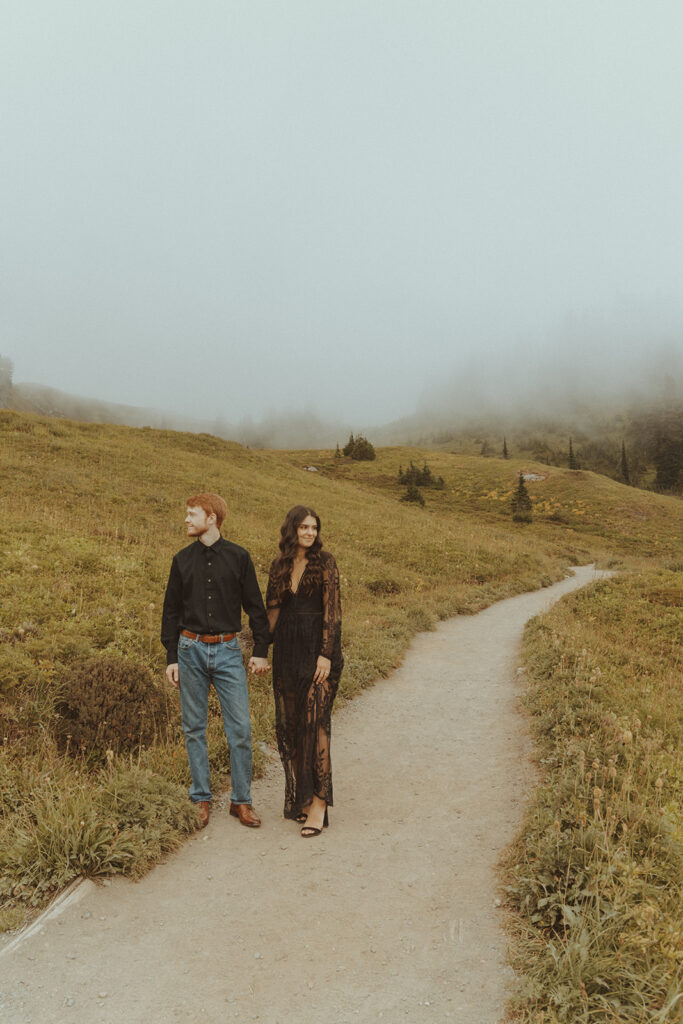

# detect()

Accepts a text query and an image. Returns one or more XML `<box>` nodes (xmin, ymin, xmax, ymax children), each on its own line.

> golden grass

<box><xmin>1</xmin><ymin>410</ymin><xmax>681</xmax><ymax>933</ymax></box>
<box><xmin>504</xmin><ymin>570</ymin><xmax>682</xmax><ymax>1023</ymax></box>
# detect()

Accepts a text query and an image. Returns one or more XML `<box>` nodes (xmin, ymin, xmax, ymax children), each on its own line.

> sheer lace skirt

<box><xmin>272</xmin><ymin>611</ymin><xmax>342</xmax><ymax>819</ymax></box>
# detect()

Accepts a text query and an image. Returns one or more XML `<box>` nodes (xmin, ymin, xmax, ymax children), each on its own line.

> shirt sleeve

<box><xmin>241</xmin><ymin>553</ymin><xmax>271</xmax><ymax>659</ymax></box>
<box><xmin>320</xmin><ymin>553</ymin><xmax>342</xmax><ymax>660</ymax></box>
<box><xmin>160</xmin><ymin>557</ymin><xmax>183</xmax><ymax>665</ymax></box>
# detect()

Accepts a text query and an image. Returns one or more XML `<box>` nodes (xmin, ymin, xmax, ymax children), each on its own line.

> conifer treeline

<box><xmin>470</xmin><ymin>404</ymin><xmax>682</xmax><ymax>494</ymax></box>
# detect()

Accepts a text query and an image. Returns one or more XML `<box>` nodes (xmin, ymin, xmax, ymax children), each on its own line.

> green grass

<box><xmin>1</xmin><ymin>410</ymin><xmax>681</xmax><ymax>936</ymax></box>
<box><xmin>504</xmin><ymin>570</ymin><xmax>682</xmax><ymax>1023</ymax></box>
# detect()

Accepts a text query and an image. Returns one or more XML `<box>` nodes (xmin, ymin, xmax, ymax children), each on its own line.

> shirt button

<box><xmin>208</xmin><ymin>596</ymin><xmax>212</xmax><ymax>600</ymax></box>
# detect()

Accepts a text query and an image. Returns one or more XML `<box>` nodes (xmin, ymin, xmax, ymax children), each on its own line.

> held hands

<box><xmin>166</xmin><ymin>659</ymin><xmax>270</xmax><ymax>684</ymax></box>
<box><xmin>166</xmin><ymin>663</ymin><xmax>179</xmax><ymax>689</ymax></box>
<box><xmin>313</xmin><ymin>655</ymin><xmax>331</xmax><ymax>684</ymax></box>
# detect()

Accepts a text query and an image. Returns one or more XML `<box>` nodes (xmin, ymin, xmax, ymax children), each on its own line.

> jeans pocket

<box><xmin>178</xmin><ymin>636</ymin><xmax>197</xmax><ymax>652</ymax></box>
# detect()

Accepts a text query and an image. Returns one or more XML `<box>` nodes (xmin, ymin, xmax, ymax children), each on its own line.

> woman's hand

<box><xmin>313</xmin><ymin>655</ymin><xmax>331</xmax><ymax>684</ymax></box>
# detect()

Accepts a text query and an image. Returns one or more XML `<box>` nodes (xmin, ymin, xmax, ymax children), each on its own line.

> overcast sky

<box><xmin>2</xmin><ymin>2</ymin><xmax>682</xmax><ymax>429</ymax></box>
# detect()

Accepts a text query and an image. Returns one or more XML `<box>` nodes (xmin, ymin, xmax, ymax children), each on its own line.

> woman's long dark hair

<box><xmin>269</xmin><ymin>505</ymin><xmax>323</xmax><ymax>599</ymax></box>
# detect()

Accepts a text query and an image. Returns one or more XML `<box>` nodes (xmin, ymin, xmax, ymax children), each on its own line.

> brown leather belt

<box><xmin>181</xmin><ymin>629</ymin><xmax>237</xmax><ymax>643</ymax></box>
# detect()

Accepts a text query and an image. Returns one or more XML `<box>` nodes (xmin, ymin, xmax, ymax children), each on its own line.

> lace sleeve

<box><xmin>266</xmin><ymin>561</ymin><xmax>281</xmax><ymax>635</ymax></box>
<box><xmin>320</xmin><ymin>552</ymin><xmax>341</xmax><ymax>659</ymax></box>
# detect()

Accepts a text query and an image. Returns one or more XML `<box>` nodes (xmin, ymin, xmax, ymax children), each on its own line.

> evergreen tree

<box><xmin>350</xmin><ymin>435</ymin><xmax>376</xmax><ymax>461</ymax></box>
<box><xmin>398</xmin><ymin>460</ymin><xmax>441</xmax><ymax>488</ymax></box>
<box><xmin>342</xmin><ymin>433</ymin><xmax>376</xmax><ymax>460</ymax></box>
<box><xmin>335</xmin><ymin>443</ymin><xmax>341</xmax><ymax>458</ymax></box>
<box><xmin>401</xmin><ymin>484</ymin><xmax>425</xmax><ymax>507</ymax></box>
<box><xmin>503</xmin><ymin>437</ymin><xmax>509</xmax><ymax>460</ymax></box>
<box><xmin>654</xmin><ymin>437</ymin><xmax>681</xmax><ymax>492</ymax></box>
<box><xmin>619</xmin><ymin>441</ymin><xmax>631</xmax><ymax>485</ymax></box>
<box><xmin>421</xmin><ymin>463</ymin><xmax>434</xmax><ymax>485</ymax></box>
<box><xmin>568</xmin><ymin>437</ymin><xmax>578</xmax><ymax>470</ymax></box>
<box><xmin>511</xmin><ymin>472</ymin><xmax>532</xmax><ymax>523</ymax></box>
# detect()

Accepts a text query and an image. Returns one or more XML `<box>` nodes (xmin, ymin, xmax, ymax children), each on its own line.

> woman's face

<box><xmin>296</xmin><ymin>515</ymin><xmax>318</xmax><ymax>550</ymax></box>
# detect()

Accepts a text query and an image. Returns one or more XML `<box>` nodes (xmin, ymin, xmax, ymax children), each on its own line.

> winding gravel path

<box><xmin>0</xmin><ymin>566</ymin><xmax>609</xmax><ymax>1024</ymax></box>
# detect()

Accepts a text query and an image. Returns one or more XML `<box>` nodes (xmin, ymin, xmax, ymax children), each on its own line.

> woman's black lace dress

<box><xmin>266</xmin><ymin>550</ymin><xmax>343</xmax><ymax>819</ymax></box>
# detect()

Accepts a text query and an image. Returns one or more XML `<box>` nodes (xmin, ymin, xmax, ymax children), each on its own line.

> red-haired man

<box><xmin>161</xmin><ymin>493</ymin><xmax>270</xmax><ymax>829</ymax></box>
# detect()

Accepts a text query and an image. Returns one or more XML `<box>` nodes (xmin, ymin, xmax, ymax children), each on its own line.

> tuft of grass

<box><xmin>0</xmin><ymin>748</ymin><xmax>199</xmax><ymax>916</ymax></box>
<box><xmin>503</xmin><ymin>570</ymin><xmax>683</xmax><ymax>1023</ymax></box>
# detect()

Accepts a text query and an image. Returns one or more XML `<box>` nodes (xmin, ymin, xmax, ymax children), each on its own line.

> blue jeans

<box><xmin>177</xmin><ymin>635</ymin><xmax>253</xmax><ymax>805</ymax></box>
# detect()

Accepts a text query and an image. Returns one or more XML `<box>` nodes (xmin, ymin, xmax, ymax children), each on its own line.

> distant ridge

<box><xmin>0</xmin><ymin>366</ymin><xmax>353</xmax><ymax>449</ymax></box>
<box><xmin>9</xmin><ymin>380</ymin><xmax>214</xmax><ymax>436</ymax></box>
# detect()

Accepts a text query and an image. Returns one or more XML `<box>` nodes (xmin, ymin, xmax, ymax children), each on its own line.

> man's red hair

<box><xmin>186</xmin><ymin>493</ymin><xmax>228</xmax><ymax>529</ymax></box>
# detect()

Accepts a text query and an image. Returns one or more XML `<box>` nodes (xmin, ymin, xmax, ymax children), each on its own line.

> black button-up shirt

<box><xmin>160</xmin><ymin>536</ymin><xmax>270</xmax><ymax>664</ymax></box>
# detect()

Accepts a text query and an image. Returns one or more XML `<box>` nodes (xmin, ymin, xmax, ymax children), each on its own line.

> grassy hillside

<box><xmin>277</xmin><ymin>445</ymin><xmax>681</xmax><ymax>563</ymax></box>
<box><xmin>375</xmin><ymin>399</ymin><xmax>683</xmax><ymax>495</ymax></box>
<box><xmin>1</xmin><ymin>411</ymin><xmax>681</xmax><ymax>931</ymax></box>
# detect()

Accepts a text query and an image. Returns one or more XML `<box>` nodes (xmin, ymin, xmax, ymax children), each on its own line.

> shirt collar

<box><xmin>198</xmin><ymin>536</ymin><xmax>224</xmax><ymax>554</ymax></box>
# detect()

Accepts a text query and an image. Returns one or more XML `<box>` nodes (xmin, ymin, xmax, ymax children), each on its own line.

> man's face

<box><xmin>185</xmin><ymin>506</ymin><xmax>214</xmax><ymax>537</ymax></box>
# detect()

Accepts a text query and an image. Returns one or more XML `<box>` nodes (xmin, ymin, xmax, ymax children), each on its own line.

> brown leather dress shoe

<box><xmin>229</xmin><ymin>802</ymin><xmax>261</xmax><ymax>828</ymax></box>
<box><xmin>195</xmin><ymin>800</ymin><xmax>210</xmax><ymax>828</ymax></box>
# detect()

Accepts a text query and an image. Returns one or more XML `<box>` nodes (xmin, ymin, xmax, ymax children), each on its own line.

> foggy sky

<box><xmin>2</xmin><ymin>2</ymin><xmax>682</xmax><ymax>432</ymax></box>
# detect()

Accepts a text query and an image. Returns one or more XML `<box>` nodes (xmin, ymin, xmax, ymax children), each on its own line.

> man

<box><xmin>161</xmin><ymin>493</ymin><xmax>270</xmax><ymax>829</ymax></box>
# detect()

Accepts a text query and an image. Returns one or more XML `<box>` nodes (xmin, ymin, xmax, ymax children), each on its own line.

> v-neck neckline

<box><xmin>290</xmin><ymin>559</ymin><xmax>307</xmax><ymax>595</ymax></box>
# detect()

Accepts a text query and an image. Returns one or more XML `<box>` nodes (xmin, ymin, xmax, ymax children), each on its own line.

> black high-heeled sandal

<box><xmin>300</xmin><ymin>808</ymin><xmax>328</xmax><ymax>837</ymax></box>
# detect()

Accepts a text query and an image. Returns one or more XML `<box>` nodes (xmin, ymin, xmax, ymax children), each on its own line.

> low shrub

<box><xmin>55</xmin><ymin>654</ymin><xmax>174</xmax><ymax>758</ymax></box>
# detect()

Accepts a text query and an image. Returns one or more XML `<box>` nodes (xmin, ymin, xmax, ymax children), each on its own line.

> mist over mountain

<box><xmin>377</xmin><ymin>335</ymin><xmax>682</xmax><ymax>445</ymax></box>
<box><xmin>3</xmin><ymin>330</ymin><xmax>681</xmax><ymax>451</ymax></box>
<box><xmin>3</xmin><ymin>328</ymin><xmax>681</xmax><ymax>494</ymax></box>
<box><xmin>1</xmin><ymin>367</ymin><xmax>352</xmax><ymax>449</ymax></box>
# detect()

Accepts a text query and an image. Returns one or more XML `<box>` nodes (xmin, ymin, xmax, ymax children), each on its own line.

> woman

<box><xmin>266</xmin><ymin>505</ymin><xmax>343</xmax><ymax>837</ymax></box>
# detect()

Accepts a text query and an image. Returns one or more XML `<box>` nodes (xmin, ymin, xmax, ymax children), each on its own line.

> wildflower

<box><xmin>621</xmin><ymin>730</ymin><xmax>633</xmax><ymax>744</ymax></box>
<box><xmin>655</xmin><ymin>777</ymin><xmax>664</xmax><ymax>792</ymax></box>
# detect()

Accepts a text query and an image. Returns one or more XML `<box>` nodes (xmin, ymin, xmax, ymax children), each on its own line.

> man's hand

<box><xmin>248</xmin><ymin>656</ymin><xmax>270</xmax><ymax>676</ymax></box>
<box><xmin>166</xmin><ymin>663</ymin><xmax>179</xmax><ymax>688</ymax></box>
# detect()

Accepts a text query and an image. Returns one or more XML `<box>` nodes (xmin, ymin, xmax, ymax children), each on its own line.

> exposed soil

<box><xmin>0</xmin><ymin>566</ymin><xmax>609</xmax><ymax>1024</ymax></box>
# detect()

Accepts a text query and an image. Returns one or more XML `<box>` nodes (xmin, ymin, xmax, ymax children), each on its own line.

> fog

<box><xmin>2</xmin><ymin>2</ymin><xmax>682</xmax><ymax>443</ymax></box>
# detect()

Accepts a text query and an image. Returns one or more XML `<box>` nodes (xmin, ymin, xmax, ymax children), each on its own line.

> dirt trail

<box><xmin>0</xmin><ymin>566</ymin><xmax>610</xmax><ymax>1024</ymax></box>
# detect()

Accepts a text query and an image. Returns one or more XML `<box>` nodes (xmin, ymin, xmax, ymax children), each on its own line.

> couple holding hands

<box><xmin>161</xmin><ymin>494</ymin><xmax>343</xmax><ymax>838</ymax></box>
